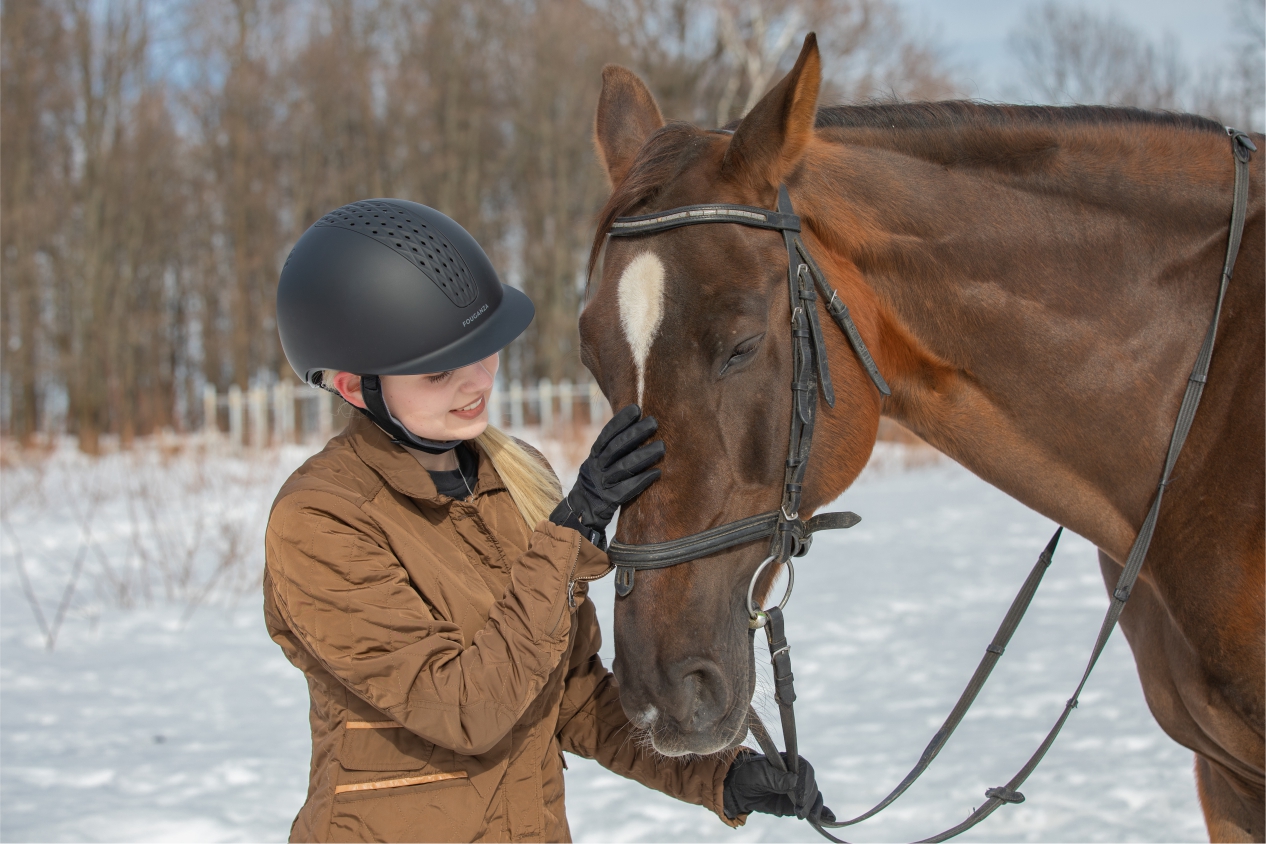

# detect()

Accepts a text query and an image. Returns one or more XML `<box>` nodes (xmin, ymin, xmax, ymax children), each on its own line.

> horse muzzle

<box><xmin>616</xmin><ymin>653</ymin><xmax>752</xmax><ymax>756</ymax></box>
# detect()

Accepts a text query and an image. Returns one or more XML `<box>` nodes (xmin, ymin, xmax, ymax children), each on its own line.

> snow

<box><xmin>1</xmin><ymin>438</ymin><xmax>1206</xmax><ymax>842</ymax></box>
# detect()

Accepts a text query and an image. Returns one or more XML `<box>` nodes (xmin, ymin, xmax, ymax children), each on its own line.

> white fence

<box><xmin>200</xmin><ymin>378</ymin><xmax>612</xmax><ymax>448</ymax></box>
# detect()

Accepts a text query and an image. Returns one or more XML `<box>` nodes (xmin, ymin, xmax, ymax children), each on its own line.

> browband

<box><xmin>609</xmin><ymin>203</ymin><xmax>801</xmax><ymax>236</ymax></box>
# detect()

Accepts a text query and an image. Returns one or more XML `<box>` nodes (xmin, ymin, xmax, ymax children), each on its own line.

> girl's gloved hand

<box><xmin>549</xmin><ymin>404</ymin><xmax>663</xmax><ymax>549</ymax></box>
<box><xmin>723</xmin><ymin>750</ymin><xmax>835</xmax><ymax>822</ymax></box>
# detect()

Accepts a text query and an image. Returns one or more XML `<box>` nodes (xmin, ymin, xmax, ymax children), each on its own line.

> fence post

<box><xmin>317</xmin><ymin>388</ymin><xmax>333</xmax><ymax>441</ymax></box>
<box><xmin>538</xmin><ymin>378</ymin><xmax>553</xmax><ymax>431</ymax></box>
<box><xmin>249</xmin><ymin>386</ymin><xmax>268</xmax><ymax>449</ymax></box>
<box><xmin>588</xmin><ymin>381</ymin><xmax>605</xmax><ymax>425</ymax></box>
<box><xmin>559</xmin><ymin>378</ymin><xmax>573</xmax><ymax>428</ymax></box>
<box><xmin>202</xmin><ymin>384</ymin><xmax>219</xmax><ymax>438</ymax></box>
<box><xmin>271</xmin><ymin>384</ymin><xmax>281</xmax><ymax>444</ymax></box>
<box><xmin>282</xmin><ymin>381</ymin><xmax>295</xmax><ymax>443</ymax></box>
<box><xmin>273</xmin><ymin>382</ymin><xmax>295</xmax><ymax>445</ymax></box>
<box><xmin>489</xmin><ymin>382</ymin><xmax>502</xmax><ymax>428</ymax></box>
<box><xmin>509</xmin><ymin>379</ymin><xmax>523</xmax><ymax>429</ymax></box>
<box><xmin>228</xmin><ymin>384</ymin><xmax>243</xmax><ymax>449</ymax></box>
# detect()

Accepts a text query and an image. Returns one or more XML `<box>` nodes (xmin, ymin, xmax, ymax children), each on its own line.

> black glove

<box><xmin>723</xmin><ymin>750</ymin><xmax>835</xmax><ymax>822</ymax></box>
<box><xmin>549</xmin><ymin>404</ymin><xmax>664</xmax><ymax>548</ymax></box>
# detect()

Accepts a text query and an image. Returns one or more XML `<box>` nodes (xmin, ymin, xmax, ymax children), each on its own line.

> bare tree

<box><xmin>714</xmin><ymin>1</ymin><xmax>805</xmax><ymax>126</ymax></box>
<box><xmin>1010</xmin><ymin>3</ymin><xmax>1190</xmax><ymax>109</ymax></box>
<box><xmin>1010</xmin><ymin>1</ymin><xmax>1263</xmax><ymax>131</ymax></box>
<box><xmin>817</xmin><ymin>0</ymin><xmax>957</xmax><ymax>103</ymax></box>
<box><xmin>1206</xmin><ymin>0</ymin><xmax>1265</xmax><ymax>130</ymax></box>
<box><xmin>1233</xmin><ymin>0</ymin><xmax>1265</xmax><ymax>120</ymax></box>
<box><xmin>181</xmin><ymin>0</ymin><xmax>289</xmax><ymax>394</ymax></box>
<box><xmin>56</xmin><ymin>0</ymin><xmax>190</xmax><ymax>452</ymax></box>
<box><xmin>613</xmin><ymin>0</ymin><xmax>957</xmax><ymax>131</ymax></box>
<box><xmin>1</xmin><ymin>0</ymin><xmax>72</xmax><ymax>444</ymax></box>
<box><xmin>505</xmin><ymin>0</ymin><xmax>625</xmax><ymax>381</ymax></box>
<box><xmin>1</xmin><ymin>0</ymin><xmax>962</xmax><ymax>438</ymax></box>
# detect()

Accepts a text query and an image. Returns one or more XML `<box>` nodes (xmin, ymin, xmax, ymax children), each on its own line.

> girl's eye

<box><xmin>720</xmin><ymin>334</ymin><xmax>763</xmax><ymax>375</ymax></box>
<box><xmin>427</xmin><ymin>371</ymin><xmax>453</xmax><ymax>384</ymax></box>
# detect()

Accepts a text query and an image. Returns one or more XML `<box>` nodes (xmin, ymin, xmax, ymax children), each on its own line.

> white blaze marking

<box><xmin>617</xmin><ymin>251</ymin><xmax>665</xmax><ymax>405</ymax></box>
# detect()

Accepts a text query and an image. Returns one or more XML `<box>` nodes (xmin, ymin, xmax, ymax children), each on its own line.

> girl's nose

<box><xmin>461</xmin><ymin>359</ymin><xmax>495</xmax><ymax>391</ymax></box>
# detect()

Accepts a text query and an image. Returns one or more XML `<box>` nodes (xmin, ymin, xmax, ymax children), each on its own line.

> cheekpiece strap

<box><xmin>359</xmin><ymin>375</ymin><xmax>462</xmax><ymax>454</ymax></box>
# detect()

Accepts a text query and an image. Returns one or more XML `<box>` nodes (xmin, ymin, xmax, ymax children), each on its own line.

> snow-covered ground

<box><xmin>1</xmin><ymin>436</ymin><xmax>1206</xmax><ymax>842</ymax></box>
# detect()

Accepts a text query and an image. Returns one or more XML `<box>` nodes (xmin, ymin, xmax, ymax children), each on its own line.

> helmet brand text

<box><xmin>462</xmin><ymin>303</ymin><xmax>489</xmax><ymax>327</ymax></box>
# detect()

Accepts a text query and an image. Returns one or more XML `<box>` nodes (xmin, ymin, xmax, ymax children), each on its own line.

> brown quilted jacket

<box><xmin>263</xmin><ymin>414</ymin><xmax>739</xmax><ymax>842</ymax></box>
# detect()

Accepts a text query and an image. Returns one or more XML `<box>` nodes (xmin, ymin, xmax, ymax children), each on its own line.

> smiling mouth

<box><xmin>453</xmin><ymin>396</ymin><xmax>485</xmax><ymax>413</ymax></box>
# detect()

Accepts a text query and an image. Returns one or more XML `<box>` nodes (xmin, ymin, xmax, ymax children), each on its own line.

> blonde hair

<box><xmin>318</xmin><ymin>370</ymin><xmax>561</xmax><ymax>527</ymax></box>
<box><xmin>475</xmin><ymin>425</ymin><xmax>563</xmax><ymax>528</ymax></box>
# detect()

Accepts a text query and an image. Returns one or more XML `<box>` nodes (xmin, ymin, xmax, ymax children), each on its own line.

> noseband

<box><xmin>605</xmin><ymin>185</ymin><xmax>890</xmax><ymax>628</ymax></box>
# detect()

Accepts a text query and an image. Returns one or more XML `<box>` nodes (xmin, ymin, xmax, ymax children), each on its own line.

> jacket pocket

<box><xmin>333</xmin><ymin>770</ymin><xmax>468</xmax><ymax>799</ymax></box>
<box><xmin>338</xmin><ymin>720</ymin><xmax>435</xmax><ymax>772</ymax></box>
<box><xmin>329</xmin><ymin>767</ymin><xmax>479</xmax><ymax>843</ymax></box>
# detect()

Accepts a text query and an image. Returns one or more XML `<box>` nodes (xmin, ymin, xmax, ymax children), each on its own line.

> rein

<box><xmin>602</xmin><ymin>129</ymin><xmax>1255</xmax><ymax>842</ymax></box>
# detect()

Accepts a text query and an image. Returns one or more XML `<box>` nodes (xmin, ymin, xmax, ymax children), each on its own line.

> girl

<box><xmin>266</xmin><ymin>198</ymin><xmax>827</xmax><ymax>842</ymax></box>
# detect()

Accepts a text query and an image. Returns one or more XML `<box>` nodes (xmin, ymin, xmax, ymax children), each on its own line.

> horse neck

<box><xmin>799</xmin><ymin>125</ymin><xmax>1241</xmax><ymax>561</ymax></box>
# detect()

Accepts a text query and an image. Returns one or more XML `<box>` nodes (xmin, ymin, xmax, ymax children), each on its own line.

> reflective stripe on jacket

<box><xmin>264</xmin><ymin>414</ymin><xmax>740</xmax><ymax>842</ymax></box>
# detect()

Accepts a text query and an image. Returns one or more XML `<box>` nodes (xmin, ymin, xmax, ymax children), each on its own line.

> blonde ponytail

<box><xmin>475</xmin><ymin>425</ymin><xmax>563</xmax><ymax>528</ymax></box>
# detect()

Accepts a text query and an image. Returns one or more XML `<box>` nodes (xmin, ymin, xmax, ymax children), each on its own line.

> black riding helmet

<box><xmin>277</xmin><ymin>198</ymin><xmax>533</xmax><ymax>452</ymax></box>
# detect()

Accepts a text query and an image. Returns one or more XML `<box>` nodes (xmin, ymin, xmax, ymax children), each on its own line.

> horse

<box><xmin>578</xmin><ymin>35</ymin><xmax>1264</xmax><ymax>842</ymax></box>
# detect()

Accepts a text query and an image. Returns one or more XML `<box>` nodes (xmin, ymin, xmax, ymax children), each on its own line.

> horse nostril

<box><xmin>665</xmin><ymin>659</ymin><xmax>730</xmax><ymax>729</ymax></box>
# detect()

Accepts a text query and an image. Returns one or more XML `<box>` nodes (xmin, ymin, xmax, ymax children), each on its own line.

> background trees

<box><xmin>1009</xmin><ymin>0</ymin><xmax>1264</xmax><ymax>128</ymax></box>
<box><xmin>2</xmin><ymin>0</ymin><xmax>1260</xmax><ymax>451</ymax></box>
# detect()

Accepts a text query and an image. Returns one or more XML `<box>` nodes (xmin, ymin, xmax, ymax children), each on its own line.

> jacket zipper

<box><xmin>548</xmin><ymin>540</ymin><xmax>582</xmax><ymax>638</ymax></box>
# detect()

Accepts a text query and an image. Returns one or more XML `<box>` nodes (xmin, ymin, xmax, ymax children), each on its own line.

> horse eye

<box><xmin>720</xmin><ymin>334</ymin><xmax>764</xmax><ymax>376</ymax></box>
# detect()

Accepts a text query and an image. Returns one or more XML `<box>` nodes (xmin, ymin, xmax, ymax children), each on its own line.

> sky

<box><xmin>897</xmin><ymin>0</ymin><xmax>1247</xmax><ymax>101</ymax></box>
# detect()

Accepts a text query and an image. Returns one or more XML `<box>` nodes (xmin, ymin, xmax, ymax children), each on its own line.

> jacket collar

<box><xmin>345</xmin><ymin>413</ymin><xmax>506</xmax><ymax>504</ymax></box>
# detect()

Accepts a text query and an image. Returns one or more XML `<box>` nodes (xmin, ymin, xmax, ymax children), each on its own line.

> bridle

<box><xmin>600</xmin><ymin>130</ymin><xmax>1255</xmax><ymax>842</ymax></box>
<box><xmin>605</xmin><ymin>185</ymin><xmax>889</xmax><ymax>625</ymax></box>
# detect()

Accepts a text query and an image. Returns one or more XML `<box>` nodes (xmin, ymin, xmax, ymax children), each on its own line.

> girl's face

<box><xmin>331</xmin><ymin>353</ymin><xmax>499</xmax><ymax>441</ymax></box>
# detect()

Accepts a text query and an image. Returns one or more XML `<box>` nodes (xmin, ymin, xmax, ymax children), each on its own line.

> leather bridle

<box><xmin>599</xmin><ymin>129</ymin><xmax>1255</xmax><ymax>842</ymax></box>
<box><xmin>605</xmin><ymin>185</ymin><xmax>889</xmax><ymax>626</ymax></box>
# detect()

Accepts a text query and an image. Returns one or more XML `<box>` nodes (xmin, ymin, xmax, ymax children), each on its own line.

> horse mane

<box><xmin>814</xmin><ymin>100</ymin><xmax>1226</xmax><ymax>135</ymax></box>
<box><xmin>588</xmin><ymin>101</ymin><xmax>1229</xmax><ymax>282</ymax></box>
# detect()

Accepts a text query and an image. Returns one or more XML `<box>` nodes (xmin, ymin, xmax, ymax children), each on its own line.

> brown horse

<box><xmin>579</xmin><ymin>36</ymin><xmax>1264</xmax><ymax>842</ymax></box>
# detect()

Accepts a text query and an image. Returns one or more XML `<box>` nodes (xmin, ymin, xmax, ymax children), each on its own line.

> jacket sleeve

<box><xmin>553</xmin><ymin>599</ymin><xmax>744</xmax><ymax>827</ymax></box>
<box><xmin>266</xmin><ymin>489</ymin><xmax>601</xmax><ymax>756</ymax></box>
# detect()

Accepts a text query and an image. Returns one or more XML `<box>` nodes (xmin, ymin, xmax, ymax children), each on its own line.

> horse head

<box><xmin>581</xmin><ymin>35</ymin><xmax>885</xmax><ymax>756</ymax></box>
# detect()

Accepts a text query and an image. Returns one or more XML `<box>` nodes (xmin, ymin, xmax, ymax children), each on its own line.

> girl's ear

<box><xmin>330</xmin><ymin>371</ymin><xmax>367</xmax><ymax>410</ymax></box>
<box><xmin>594</xmin><ymin>65</ymin><xmax>665</xmax><ymax>188</ymax></box>
<box><xmin>722</xmin><ymin>33</ymin><xmax>822</xmax><ymax>190</ymax></box>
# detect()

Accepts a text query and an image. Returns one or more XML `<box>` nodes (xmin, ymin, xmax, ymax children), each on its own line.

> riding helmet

<box><xmin>277</xmin><ymin>198</ymin><xmax>533</xmax><ymax>450</ymax></box>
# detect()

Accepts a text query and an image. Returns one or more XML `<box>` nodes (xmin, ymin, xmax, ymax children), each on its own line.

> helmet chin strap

<box><xmin>358</xmin><ymin>375</ymin><xmax>463</xmax><ymax>454</ymax></box>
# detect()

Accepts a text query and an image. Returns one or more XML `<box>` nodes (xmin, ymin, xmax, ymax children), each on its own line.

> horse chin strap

<box><xmin>358</xmin><ymin>374</ymin><xmax>463</xmax><ymax>454</ymax></box>
<box><xmin>605</xmin><ymin>129</ymin><xmax>1255</xmax><ymax>844</ymax></box>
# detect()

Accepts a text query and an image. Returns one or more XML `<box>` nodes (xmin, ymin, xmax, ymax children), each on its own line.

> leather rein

<box><xmin>601</xmin><ymin>129</ymin><xmax>1255</xmax><ymax>842</ymax></box>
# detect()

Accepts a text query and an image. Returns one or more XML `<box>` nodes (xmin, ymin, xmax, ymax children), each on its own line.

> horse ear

<box><xmin>723</xmin><ymin>33</ymin><xmax>821</xmax><ymax>190</ymax></box>
<box><xmin>594</xmin><ymin>65</ymin><xmax>665</xmax><ymax>188</ymax></box>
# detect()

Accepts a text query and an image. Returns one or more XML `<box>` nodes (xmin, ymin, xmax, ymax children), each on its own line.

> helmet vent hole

<box><xmin>315</xmin><ymin>199</ymin><xmax>478</xmax><ymax>307</ymax></box>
